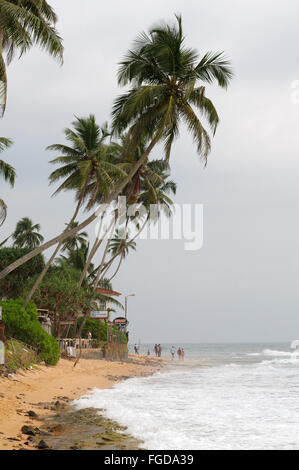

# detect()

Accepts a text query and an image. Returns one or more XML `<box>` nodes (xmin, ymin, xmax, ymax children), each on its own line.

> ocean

<box><xmin>73</xmin><ymin>342</ymin><xmax>299</xmax><ymax>450</ymax></box>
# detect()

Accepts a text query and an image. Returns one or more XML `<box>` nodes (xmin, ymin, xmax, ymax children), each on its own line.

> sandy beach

<box><xmin>0</xmin><ymin>354</ymin><xmax>166</xmax><ymax>450</ymax></box>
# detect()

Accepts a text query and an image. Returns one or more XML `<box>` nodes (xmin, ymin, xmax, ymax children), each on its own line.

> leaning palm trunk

<box><xmin>23</xmin><ymin>192</ymin><xmax>84</xmax><ymax>307</ymax></box>
<box><xmin>73</xmin><ymin>309</ymin><xmax>89</xmax><ymax>368</ymax></box>
<box><xmin>93</xmin><ymin>218</ymin><xmax>116</xmax><ymax>288</ymax></box>
<box><xmin>93</xmin><ymin>214</ymin><xmax>148</xmax><ymax>286</ymax></box>
<box><xmin>107</xmin><ymin>254</ymin><xmax>123</xmax><ymax>282</ymax></box>
<box><xmin>78</xmin><ymin>210</ymin><xmax>112</xmax><ymax>287</ymax></box>
<box><xmin>0</xmin><ymin>134</ymin><xmax>160</xmax><ymax>280</ymax></box>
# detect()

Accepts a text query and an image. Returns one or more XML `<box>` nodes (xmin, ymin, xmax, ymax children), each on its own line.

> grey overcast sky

<box><xmin>1</xmin><ymin>0</ymin><xmax>299</xmax><ymax>343</ymax></box>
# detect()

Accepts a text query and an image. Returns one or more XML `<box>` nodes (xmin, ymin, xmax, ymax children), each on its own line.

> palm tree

<box><xmin>112</xmin><ymin>14</ymin><xmax>232</xmax><ymax>164</ymax></box>
<box><xmin>138</xmin><ymin>159</ymin><xmax>177</xmax><ymax>217</ymax></box>
<box><xmin>0</xmin><ymin>0</ymin><xmax>63</xmax><ymax>114</ymax></box>
<box><xmin>93</xmin><ymin>163</ymin><xmax>176</xmax><ymax>287</ymax></box>
<box><xmin>105</xmin><ymin>229</ymin><xmax>136</xmax><ymax>282</ymax></box>
<box><xmin>57</xmin><ymin>242</ymin><xmax>94</xmax><ymax>277</ymax></box>
<box><xmin>12</xmin><ymin>217</ymin><xmax>44</xmax><ymax>249</ymax></box>
<box><xmin>78</xmin><ymin>142</ymin><xmax>172</xmax><ymax>284</ymax></box>
<box><xmin>0</xmin><ymin>15</ymin><xmax>232</xmax><ymax>280</ymax></box>
<box><xmin>48</xmin><ymin>116</ymin><xmax>125</xmax><ymax>210</ymax></box>
<box><xmin>61</xmin><ymin>221</ymin><xmax>88</xmax><ymax>252</ymax></box>
<box><xmin>0</xmin><ymin>136</ymin><xmax>15</xmax><ymax>225</ymax></box>
<box><xmin>23</xmin><ymin>115</ymin><xmax>125</xmax><ymax>307</ymax></box>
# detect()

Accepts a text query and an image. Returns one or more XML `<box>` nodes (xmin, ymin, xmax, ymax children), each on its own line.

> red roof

<box><xmin>96</xmin><ymin>288</ymin><xmax>121</xmax><ymax>297</ymax></box>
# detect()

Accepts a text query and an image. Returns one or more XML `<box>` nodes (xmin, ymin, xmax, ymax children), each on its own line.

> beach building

<box><xmin>91</xmin><ymin>287</ymin><xmax>121</xmax><ymax>321</ymax></box>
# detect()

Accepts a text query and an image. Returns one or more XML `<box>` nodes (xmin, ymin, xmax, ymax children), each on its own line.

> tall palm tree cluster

<box><xmin>0</xmin><ymin>5</ymin><xmax>232</xmax><ymax>312</ymax></box>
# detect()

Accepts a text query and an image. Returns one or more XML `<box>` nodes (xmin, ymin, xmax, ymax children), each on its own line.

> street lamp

<box><xmin>125</xmin><ymin>293</ymin><xmax>135</xmax><ymax>320</ymax></box>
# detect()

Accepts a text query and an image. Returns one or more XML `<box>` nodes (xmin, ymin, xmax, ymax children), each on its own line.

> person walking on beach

<box><xmin>170</xmin><ymin>346</ymin><xmax>175</xmax><ymax>360</ymax></box>
<box><xmin>158</xmin><ymin>344</ymin><xmax>162</xmax><ymax>357</ymax></box>
<box><xmin>177</xmin><ymin>347</ymin><xmax>182</xmax><ymax>360</ymax></box>
<box><xmin>134</xmin><ymin>344</ymin><xmax>139</xmax><ymax>354</ymax></box>
<box><xmin>154</xmin><ymin>344</ymin><xmax>158</xmax><ymax>356</ymax></box>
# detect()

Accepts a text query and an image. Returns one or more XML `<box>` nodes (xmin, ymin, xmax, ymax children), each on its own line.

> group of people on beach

<box><xmin>133</xmin><ymin>344</ymin><xmax>184</xmax><ymax>360</ymax></box>
<box><xmin>170</xmin><ymin>346</ymin><xmax>185</xmax><ymax>361</ymax></box>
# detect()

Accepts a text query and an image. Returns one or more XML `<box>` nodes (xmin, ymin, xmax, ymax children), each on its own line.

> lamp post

<box><xmin>125</xmin><ymin>294</ymin><xmax>135</xmax><ymax>321</ymax></box>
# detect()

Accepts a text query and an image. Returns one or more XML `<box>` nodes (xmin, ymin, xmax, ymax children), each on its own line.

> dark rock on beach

<box><xmin>21</xmin><ymin>425</ymin><xmax>36</xmax><ymax>436</ymax></box>
<box><xmin>37</xmin><ymin>439</ymin><xmax>50</xmax><ymax>450</ymax></box>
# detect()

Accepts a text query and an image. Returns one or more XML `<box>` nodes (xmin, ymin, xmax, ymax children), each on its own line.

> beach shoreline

<box><xmin>0</xmin><ymin>354</ymin><xmax>168</xmax><ymax>450</ymax></box>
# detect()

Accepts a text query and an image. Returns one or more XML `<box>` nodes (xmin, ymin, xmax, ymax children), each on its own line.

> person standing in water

<box><xmin>177</xmin><ymin>347</ymin><xmax>182</xmax><ymax>360</ymax></box>
<box><xmin>181</xmin><ymin>348</ymin><xmax>185</xmax><ymax>361</ymax></box>
<box><xmin>170</xmin><ymin>346</ymin><xmax>175</xmax><ymax>360</ymax></box>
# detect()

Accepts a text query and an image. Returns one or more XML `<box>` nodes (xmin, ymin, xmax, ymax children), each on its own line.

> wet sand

<box><xmin>0</xmin><ymin>354</ymin><xmax>167</xmax><ymax>450</ymax></box>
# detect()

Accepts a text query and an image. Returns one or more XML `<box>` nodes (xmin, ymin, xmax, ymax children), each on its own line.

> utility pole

<box><xmin>125</xmin><ymin>293</ymin><xmax>135</xmax><ymax>321</ymax></box>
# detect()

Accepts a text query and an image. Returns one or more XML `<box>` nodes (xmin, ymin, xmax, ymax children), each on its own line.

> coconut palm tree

<box><xmin>57</xmin><ymin>242</ymin><xmax>94</xmax><ymax>277</ymax></box>
<box><xmin>0</xmin><ymin>15</ymin><xmax>232</xmax><ymax>280</ymax></box>
<box><xmin>138</xmin><ymin>159</ymin><xmax>177</xmax><ymax>217</ymax></box>
<box><xmin>93</xmin><ymin>164</ymin><xmax>176</xmax><ymax>287</ymax></box>
<box><xmin>105</xmin><ymin>229</ymin><xmax>136</xmax><ymax>282</ymax></box>
<box><xmin>0</xmin><ymin>0</ymin><xmax>63</xmax><ymax>114</ymax></box>
<box><xmin>112</xmin><ymin>14</ymin><xmax>232</xmax><ymax>165</ymax></box>
<box><xmin>12</xmin><ymin>217</ymin><xmax>44</xmax><ymax>249</ymax></box>
<box><xmin>23</xmin><ymin>116</ymin><xmax>125</xmax><ymax>307</ymax></box>
<box><xmin>48</xmin><ymin>116</ymin><xmax>125</xmax><ymax>210</ymax></box>
<box><xmin>0</xmin><ymin>136</ymin><xmax>15</xmax><ymax>225</ymax></box>
<box><xmin>78</xmin><ymin>138</ymin><xmax>165</xmax><ymax>285</ymax></box>
<box><xmin>78</xmin><ymin>138</ymin><xmax>173</xmax><ymax>285</ymax></box>
<box><xmin>61</xmin><ymin>221</ymin><xmax>88</xmax><ymax>252</ymax></box>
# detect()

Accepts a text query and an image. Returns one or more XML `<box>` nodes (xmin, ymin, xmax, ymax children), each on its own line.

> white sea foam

<box><xmin>262</xmin><ymin>349</ymin><xmax>295</xmax><ymax>357</ymax></box>
<box><xmin>73</xmin><ymin>348</ymin><xmax>299</xmax><ymax>450</ymax></box>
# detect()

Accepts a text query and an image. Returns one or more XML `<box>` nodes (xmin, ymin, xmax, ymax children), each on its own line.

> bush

<box><xmin>77</xmin><ymin>317</ymin><xmax>109</xmax><ymax>341</ymax></box>
<box><xmin>0</xmin><ymin>248</ymin><xmax>44</xmax><ymax>298</ymax></box>
<box><xmin>0</xmin><ymin>299</ymin><xmax>60</xmax><ymax>365</ymax></box>
<box><xmin>77</xmin><ymin>317</ymin><xmax>127</xmax><ymax>343</ymax></box>
<box><xmin>25</xmin><ymin>266</ymin><xmax>97</xmax><ymax>336</ymax></box>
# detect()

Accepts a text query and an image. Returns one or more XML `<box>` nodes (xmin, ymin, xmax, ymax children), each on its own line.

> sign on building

<box><xmin>113</xmin><ymin>317</ymin><xmax>128</xmax><ymax>326</ymax></box>
<box><xmin>90</xmin><ymin>311</ymin><xmax>108</xmax><ymax>319</ymax></box>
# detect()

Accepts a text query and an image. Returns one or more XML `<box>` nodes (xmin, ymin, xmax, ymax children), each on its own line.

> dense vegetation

<box><xmin>0</xmin><ymin>299</ymin><xmax>60</xmax><ymax>365</ymax></box>
<box><xmin>77</xmin><ymin>316</ymin><xmax>127</xmax><ymax>344</ymax></box>
<box><xmin>0</xmin><ymin>247</ymin><xmax>44</xmax><ymax>298</ymax></box>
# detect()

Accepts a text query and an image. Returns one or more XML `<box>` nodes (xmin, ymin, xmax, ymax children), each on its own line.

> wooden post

<box><xmin>98</xmin><ymin>319</ymin><xmax>101</xmax><ymax>348</ymax></box>
<box><xmin>0</xmin><ymin>320</ymin><xmax>7</xmax><ymax>346</ymax></box>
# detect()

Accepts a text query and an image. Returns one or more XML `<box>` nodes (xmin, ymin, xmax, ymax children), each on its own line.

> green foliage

<box><xmin>12</xmin><ymin>217</ymin><xmax>44</xmax><ymax>249</ymax></box>
<box><xmin>77</xmin><ymin>317</ymin><xmax>127</xmax><ymax>343</ymax></box>
<box><xmin>112</xmin><ymin>15</ymin><xmax>232</xmax><ymax>164</ymax></box>
<box><xmin>0</xmin><ymin>136</ymin><xmax>15</xmax><ymax>226</ymax></box>
<box><xmin>0</xmin><ymin>0</ymin><xmax>63</xmax><ymax>114</ymax></box>
<box><xmin>48</xmin><ymin>115</ymin><xmax>126</xmax><ymax>211</ymax></box>
<box><xmin>0</xmin><ymin>247</ymin><xmax>44</xmax><ymax>298</ymax></box>
<box><xmin>28</xmin><ymin>265</ymin><xmax>97</xmax><ymax>322</ymax></box>
<box><xmin>0</xmin><ymin>299</ymin><xmax>60</xmax><ymax>365</ymax></box>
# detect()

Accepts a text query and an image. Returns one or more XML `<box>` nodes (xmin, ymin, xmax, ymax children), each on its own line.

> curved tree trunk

<box><xmin>93</xmin><ymin>218</ymin><xmax>116</xmax><ymax>288</ymax></box>
<box><xmin>78</xmin><ymin>212</ymin><xmax>106</xmax><ymax>287</ymax></box>
<box><xmin>93</xmin><ymin>214</ymin><xmax>149</xmax><ymax>286</ymax></box>
<box><xmin>107</xmin><ymin>254</ymin><xmax>123</xmax><ymax>282</ymax></box>
<box><xmin>23</xmin><ymin>194</ymin><xmax>84</xmax><ymax>308</ymax></box>
<box><xmin>0</xmin><ymin>134</ymin><xmax>159</xmax><ymax>280</ymax></box>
